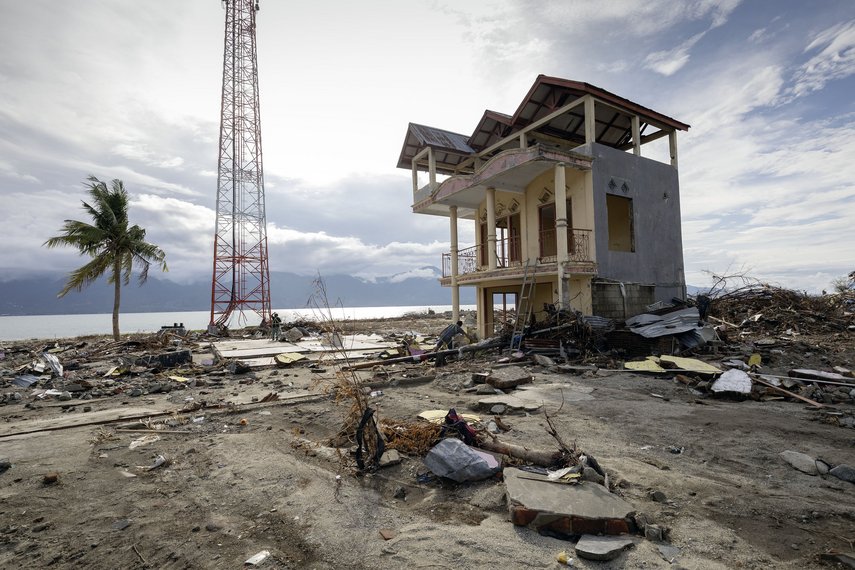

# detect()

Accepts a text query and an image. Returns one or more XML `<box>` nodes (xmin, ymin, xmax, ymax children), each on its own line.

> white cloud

<box><xmin>791</xmin><ymin>19</ymin><xmax>855</xmax><ymax>97</ymax></box>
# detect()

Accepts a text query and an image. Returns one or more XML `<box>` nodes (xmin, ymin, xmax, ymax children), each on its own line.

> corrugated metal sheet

<box><xmin>409</xmin><ymin>123</ymin><xmax>474</xmax><ymax>154</ymax></box>
<box><xmin>626</xmin><ymin>307</ymin><xmax>701</xmax><ymax>338</ymax></box>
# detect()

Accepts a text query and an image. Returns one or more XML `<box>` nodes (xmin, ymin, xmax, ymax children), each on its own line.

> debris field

<box><xmin>1</xmin><ymin>293</ymin><xmax>854</xmax><ymax>569</ymax></box>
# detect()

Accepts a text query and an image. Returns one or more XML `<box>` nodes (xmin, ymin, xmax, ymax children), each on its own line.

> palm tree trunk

<box><xmin>112</xmin><ymin>260</ymin><xmax>121</xmax><ymax>341</ymax></box>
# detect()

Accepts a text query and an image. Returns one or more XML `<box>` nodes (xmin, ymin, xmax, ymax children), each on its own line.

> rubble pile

<box><xmin>708</xmin><ymin>284</ymin><xmax>854</xmax><ymax>336</ymax></box>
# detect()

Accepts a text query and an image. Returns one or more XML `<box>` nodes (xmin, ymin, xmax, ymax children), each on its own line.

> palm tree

<box><xmin>44</xmin><ymin>176</ymin><xmax>168</xmax><ymax>340</ymax></box>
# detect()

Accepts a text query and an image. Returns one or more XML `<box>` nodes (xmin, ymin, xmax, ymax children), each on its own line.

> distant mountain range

<box><xmin>0</xmin><ymin>268</ymin><xmax>474</xmax><ymax>316</ymax></box>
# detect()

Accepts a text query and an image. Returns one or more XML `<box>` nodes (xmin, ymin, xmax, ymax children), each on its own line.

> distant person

<box><xmin>270</xmin><ymin>312</ymin><xmax>282</xmax><ymax>341</ymax></box>
<box><xmin>433</xmin><ymin>320</ymin><xmax>471</xmax><ymax>366</ymax></box>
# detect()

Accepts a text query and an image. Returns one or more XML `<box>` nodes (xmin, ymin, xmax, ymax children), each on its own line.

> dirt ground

<box><xmin>1</xmin><ymin>314</ymin><xmax>854</xmax><ymax>569</ymax></box>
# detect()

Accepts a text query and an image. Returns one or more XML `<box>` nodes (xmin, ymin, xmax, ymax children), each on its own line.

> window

<box><xmin>607</xmin><ymin>194</ymin><xmax>634</xmax><ymax>252</ymax></box>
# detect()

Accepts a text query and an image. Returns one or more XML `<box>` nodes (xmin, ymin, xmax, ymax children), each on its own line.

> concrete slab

<box><xmin>477</xmin><ymin>382</ymin><xmax>594</xmax><ymax>411</ymax></box>
<box><xmin>575</xmin><ymin>534</ymin><xmax>636</xmax><ymax>561</ymax></box>
<box><xmin>505</xmin><ymin>467</ymin><xmax>634</xmax><ymax>536</ymax></box>
<box><xmin>212</xmin><ymin>337</ymin><xmax>397</xmax><ymax>360</ymax></box>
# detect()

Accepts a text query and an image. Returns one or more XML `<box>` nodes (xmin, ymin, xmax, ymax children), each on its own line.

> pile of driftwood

<box><xmin>708</xmin><ymin>284</ymin><xmax>853</xmax><ymax>336</ymax></box>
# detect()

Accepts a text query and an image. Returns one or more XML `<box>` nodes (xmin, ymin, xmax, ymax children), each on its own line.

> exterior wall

<box><xmin>577</xmin><ymin>142</ymin><xmax>686</xmax><ymax>303</ymax></box>
<box><xmin>591</xmin><ymin>279</ymin><xmax>655</xmax><ymax>319</ymax></box>
<box><xmin>522</xmin><ymin>168</ymin><xmax>593</xmax><ymax>261</ymax></box>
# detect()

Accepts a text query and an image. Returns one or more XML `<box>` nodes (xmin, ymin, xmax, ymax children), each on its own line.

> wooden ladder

<box><xmin>509</xmin><ymin>260</ymin><xmax>537</xmax><ymax>350</ymax></box>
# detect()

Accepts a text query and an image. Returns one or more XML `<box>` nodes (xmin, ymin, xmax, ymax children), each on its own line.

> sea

<box><xmin>0</xmin><ymin>304</ymin><xmax>478</xmax><ymax>342</ymax></box>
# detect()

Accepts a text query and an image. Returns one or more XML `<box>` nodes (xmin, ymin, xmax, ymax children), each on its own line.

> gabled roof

<box><xmin>397</xmin><ymin>75</ymin><xmax>690</xmax><ymax>170</ymax></box>
<box><xmin>396</xmin><ymin>123</ymin><xmax>474</xmax><ymax>174</ymax></box>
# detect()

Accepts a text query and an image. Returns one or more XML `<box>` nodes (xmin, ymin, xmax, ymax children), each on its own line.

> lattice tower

<box><xmin>210</xmin><ymin>0</ymin><xmax>271</xmax><ymax>330</ymax></box>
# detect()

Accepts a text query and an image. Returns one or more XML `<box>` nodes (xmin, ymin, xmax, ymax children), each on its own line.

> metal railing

<box><xmin>442</xmin><ymin>229</ymin><xmax>591</xmax><ymax>277</ymax></box>
<box><xmin>538</xmin><ymin>228</ymin><xmax>591</xmax><ymax>262</ymax></box>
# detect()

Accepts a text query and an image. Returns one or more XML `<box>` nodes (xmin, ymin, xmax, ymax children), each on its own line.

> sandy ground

<box><xmin>1</xmin><ymin>316</ymin><xmax>854</xmax><ymax>569</ymax></box>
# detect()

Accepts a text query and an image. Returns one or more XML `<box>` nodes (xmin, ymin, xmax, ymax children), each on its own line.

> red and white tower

<box><xmin>210</xmin><ymin>0</ymin><xmax>272</xmax><ymax>330</ymax></box>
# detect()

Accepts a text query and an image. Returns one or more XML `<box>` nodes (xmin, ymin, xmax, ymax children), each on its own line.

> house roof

<box><xmin>397</xmin><ymin>75</ymin><xmax>690</xmax><ymax>171</ymax></box>
<box><xmin>396</xmin><ymin>123</ymin><xmax>475</xmax><ymax>175</ymax></box>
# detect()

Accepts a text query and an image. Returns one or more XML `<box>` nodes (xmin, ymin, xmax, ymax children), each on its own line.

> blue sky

<box><xmin>0</xmin><ymin>0</ymin><xmax>853</xmax><ymax>292</ymax></box>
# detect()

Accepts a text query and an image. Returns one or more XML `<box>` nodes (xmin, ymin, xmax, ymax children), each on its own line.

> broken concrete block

<box><xmin>423</xmin><ymin>439</ymin><xmax>500</xmax><ymax>482</ymax></box>
<box><xmin>378</xmin><ymin>449</ymin><xmax>402</xmax><ymax>468</ymax></box>
<box><xmin>574</xmin><ymin>534</ymin><xmax>635</xmax><ymax>561</ymax></box>
<box><xmin>478</xmin><ymin>383</ymin><xmax>593</xmax><ymax>412</ymax></box>
<box><xmin>829</xmin><ymin>464</ymin><xmax>855</xmax><ymax>484</ymax></box>
<box><xmin>505</xmin><ymin>467</ymin><xmax>634</xmax><ymax>536</ymax></box>
<box><xmin>487</xmin><ymin>367</ymin><xmax>533</xmax><ymax>389</ymax></box>
<box><xmin>711</xmin><ymin>369</ymin><xmax>752</xmax><ymax>394</ymax></box>
<box><xmin>284</xmin><ymin>328</ymin><xmax>303</xmax><ymax>342</ymax></box>
<box><xmin>780</xmin><ymin>450</ymin><xmax>819</xmax><ymax>475</ymax></box>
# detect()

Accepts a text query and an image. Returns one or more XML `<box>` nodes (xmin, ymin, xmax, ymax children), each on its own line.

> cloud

<box><xmin>791</xmin><ymin>19</ymin><xmax>855</xmax><ymax>97</ymax></box>
<box><xmin>644</xmin><ymin>32</ymin><xmax>706</xmax><ymax>76</ymax></box>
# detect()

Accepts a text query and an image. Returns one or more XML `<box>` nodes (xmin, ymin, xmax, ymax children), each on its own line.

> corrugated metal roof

<box><xmin>409</xmin><ymin>123</ymin><xmax>474</xmax><ymax>154</ymax></box>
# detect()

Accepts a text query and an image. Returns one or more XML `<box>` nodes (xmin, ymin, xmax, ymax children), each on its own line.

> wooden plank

<box><xmin>753</xmin><ymin>377</ymin><xmax>824</xmax><ymax>408</ymax></box>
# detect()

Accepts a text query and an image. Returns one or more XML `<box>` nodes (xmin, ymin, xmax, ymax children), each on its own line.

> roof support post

<box><xmin>584</xmin><ymin>96</ymin><xmax>596</xmax><ymax>145</ymax></box>
<box><xmin>449</xmin><ymin>205</ymin><xmax>460</xmax><ymax>322</ymax></box>
<box><xmin>631</xmin><ymin>115</ymin><xmax>641</xmax><ymax>156</ymax></box>
<box><xmin>554</xmin><ymin>163</ymin><xmax>570</xmax><ymax>309</ymax></box>
<box><xmin>428</xmin><ymin>147</ymin><xmax>436</xmax><ymax>188</ymax></box>
<box><xmin>486</xmin><ymin>187</ymin><xmax>497</xmax><ymax>270</ymax></box>
<box><xmin>519</xmin><ymin>132</ymin><xmax>527</xmax><ymax>149</ymax></box>
<box><xmin>669</xmin><ymin>130</ymin><xmax>678</xmax><ymax>169</ymax></box>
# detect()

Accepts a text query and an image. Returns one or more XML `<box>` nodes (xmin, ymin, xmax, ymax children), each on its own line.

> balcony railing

<box><xmin>539</xmin><ymin>228</ymin><xmax>591</xmax><ymax>262</ymax></box>
<box><xmin>442</xmin><ymin>229</ymin><xmax>592</xmax><ymax>278</ymax></box>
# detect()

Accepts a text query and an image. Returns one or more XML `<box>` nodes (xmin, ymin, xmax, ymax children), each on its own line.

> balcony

<box><xmin>442</xmin><ymin>229</ymin><xmax>595</xmax><ymax>279</ymax></box>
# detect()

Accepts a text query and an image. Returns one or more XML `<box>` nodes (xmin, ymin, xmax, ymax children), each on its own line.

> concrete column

<box><xmin>411</xmin><ymin>161</ymin><xmax>418</xmax><ymax>194</ymax></box>
<box><xmin>555</xmin><ymin>163</ymin><xmax>570</xmax><ymax>309</ymax></box>
<box><xmin>428</xmin><ymin>147</ymin><xmax>436</xmax><ymax>188</ymax></box>
<box><xmin>631</xmin><ymin>115</ymin><xmax>641</xmax><ymax>156</ymax></box>
<box><xmin>669</xmin><ymin>130</ymin><xmax>678</xmax><ymax>169</ymax></box>
<box><xmin>584</xmin><ymin>96</ymin><xmax>596</xmax><ymax>145</ymax></box>
<box><xmin>449</xmin><ymin>205</ymin><xmax>460</xmax><ymax>322</ymax></box>
<box><xmin>486</xmin><ymin>187</ymin><xmax>497</xmax><ymax>270</ymax></box>
<box><xmin>519</xmin><ymin>132</ymin><xmax>527</xmax><ymax>149</ymax></box>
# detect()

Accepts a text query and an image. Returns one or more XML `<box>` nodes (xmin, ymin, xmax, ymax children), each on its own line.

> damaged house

<box><xmin>397</xmin><ymin>75</ymin><xmax>690</xmax><ymax>339</ymax></box>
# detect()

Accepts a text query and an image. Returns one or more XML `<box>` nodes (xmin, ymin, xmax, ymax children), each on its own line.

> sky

<box><xmin>1</xmin><ymin>0</ymin><xmax>853</xmax><ymax>292</ymax></box>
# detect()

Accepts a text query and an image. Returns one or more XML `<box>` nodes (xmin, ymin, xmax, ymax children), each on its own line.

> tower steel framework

<box><xmin>210</xmin><ymin>0</ymin><xmax>271</xmax><ymax>330</ymax></box>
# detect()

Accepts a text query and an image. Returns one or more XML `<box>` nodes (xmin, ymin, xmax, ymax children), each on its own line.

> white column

<box><xmin>584</xmin><ymin>96</ymin><xmax>596</xmax><ymax>145</ymax></box>
<box><xmin>631</xmin><ymin>115</ymin><xmax>641</xmax><ymax>156</ymax></box>
<box><xmin>449</xmin><ymin>205</ymin><xmax>460</xmax><ymax>322</ymax></box>
<box><xmin>486</xmin><ymin>187</ymin><xmax>497</xmax><ymax>270</ymax></box>
<box><xmin>669</xmin><ymin>130</ymin><xmax>678</xmax><ymax>169</ymax></box>
<box><xmin>428</xmin><ymin>147</ymin><xmax>436</xmax><ymax>188</ymax></box>
<box><xmin>555</xmin><ymin>163</ymin><xmax>570</xmax><ymax>308</ymax></box>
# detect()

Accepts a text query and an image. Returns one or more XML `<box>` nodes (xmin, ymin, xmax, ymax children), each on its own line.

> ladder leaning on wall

<box><xmin>509</xmin><ymin>260</ymin><xmax>537</xmax><ymax>350</ymax></box>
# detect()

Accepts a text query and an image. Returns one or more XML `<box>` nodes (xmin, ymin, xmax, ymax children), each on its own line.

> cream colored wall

<box><xmin>522</xmin><ymin>167</ymin><xmax>594</xmax><ymax>261</ymax></box>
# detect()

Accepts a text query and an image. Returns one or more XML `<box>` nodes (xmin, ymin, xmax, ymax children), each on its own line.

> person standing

<box><xmin>270</xmin><ymin>312</ymin><xmax>282</xmax><ymax>341</ymax></box>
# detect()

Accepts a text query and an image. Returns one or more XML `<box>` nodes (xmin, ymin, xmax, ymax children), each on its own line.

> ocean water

<box><xmin>0</xmin><ymin>305</ymin><xmax>478</xmax><ymax>342</ymax></box>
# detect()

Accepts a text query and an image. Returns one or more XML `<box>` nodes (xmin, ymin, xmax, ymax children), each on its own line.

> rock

<box><xmin>0</xmin><ymin>459</ymin><xmax>11</xmax><ymax>473</ymax></box>
<box><xmin>378</xmin><ymin>449</ymin><xmax>402</xmax><ymax>468</ymax></box>
<box><xmin>582</xmin><ymin>466</ymin><xmax>605</xmax><ymax>485</ymax></box>
<box><xmin>505</xmin><ymin>468</ymin><xmax>634</xmax><ymax>536</ymax></box>
<box><xmin>392</xmin><ymin>486</ymin><xmax>406</xmax><ymax>500</ymax></box>
<box><xmin>816</xmin><ymin>460</ymin><xmax>830</xmax><ymax>475</ymax></box>
<box><xmin>780</xmin><ymin>450</ymin><xmax>819</xmax><ymax>475</ymax></box>
<box><xmin>644</xmin><ymin>524</ymin><xmax>666</xmax><ymax>542</ymax></box>
<box><xmin>423</xmin><ymin>439</ymin><xmax>501</xmax><ymax>482</ymax></box>
<box><xmin>57</xmin><ymin>391</ymin><xmax>73</xmax><ymax>401</ymax></box>
<box><xmin>532</xmin><ymin>354</ymin><xmax>555</xmax><ymax>367</ymax></box>
<box><xmin>657</xmin><ymin>544</ymin><xmax>681</xmax><ymax>563</ymax></box>
<box><xmin>476</xmin><ymin>384</ymin><xmax>498</xmax><ymax>395</ymax></box>
<box><xmin>649</xmin><ymin>490</ymin><xmax>667</xmax><ymax>503</ymax></box>
<box><xmin>710</xmin><ymin>369</ymin><xmax>752</xmax><ymax>394</ymax></box>
<box><xmin>42</xmin><ymin>472</ymin><xmax>59</xmax><ymax>485</ymax></box>
<box><xmin>574</xmin><ymin>534</ymin><xmax>635</xmax><ymax>561</ymax></box>
<box><xmin>829</xmin><ymin>464</ymin><xmax>855</xmax><ymax>484</ymax></box>
<box><xmin>489</xmin><ymin>404</ymin><xmax>507</xmax><ymax>415</ymax></box>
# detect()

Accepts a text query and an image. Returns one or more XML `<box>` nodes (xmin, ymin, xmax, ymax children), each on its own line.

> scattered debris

<box><xmin>574</xmin><ymin>534</ymin><xmax>636</xmax><ymax>561</ymax></box>
<box><xmin>244</xmin><ymin>549</ymin><xmax>271</xmax><ymax>565</ymax></box>
<box><xmin>423</xmin><ymin>438</ymin><xmax>501</xmax><ymax>482</ymax></box>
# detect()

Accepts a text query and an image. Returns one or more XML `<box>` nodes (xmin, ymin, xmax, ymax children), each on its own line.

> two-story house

<box><xmin>397</xmin><ymin>75</ymin><xmax>690</xmax><ymax>339</ymax></box>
